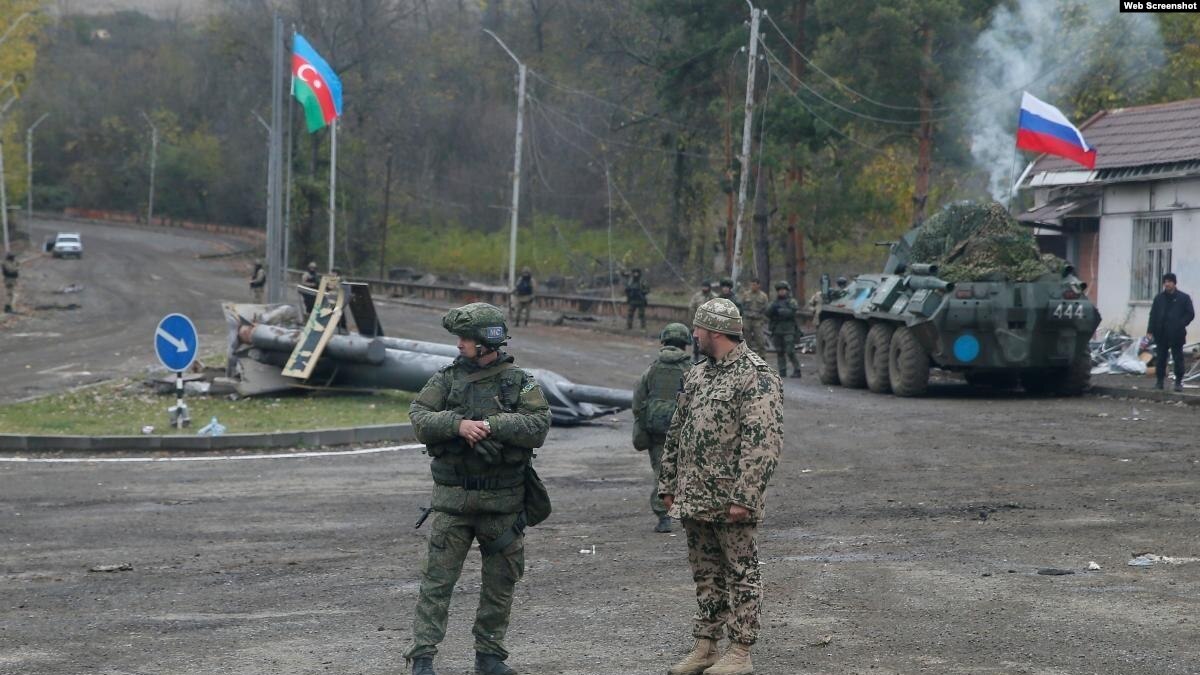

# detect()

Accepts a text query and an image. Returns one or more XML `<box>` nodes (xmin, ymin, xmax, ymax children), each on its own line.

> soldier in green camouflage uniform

<box><xmin>2</xmin><ymin>252</ymin><xmax>18</xmax><ymax>314</ymax></box>
<box><xmin>623</xmin><ymin>268</ymin><xmax>650</xmax><ymax>330</ymax></box>
<box><xmin>405</xmin><ymin>303</ymin><xmax>552</xmax><ymax>675</ymax></box>
<box><xmin>632</xmin><ymin>323</ymin><xmax>693</xmax><ymax>533</ymax></box>
<box><xmin>659</xmin><ymin>298</ymin><xmax>783</xmax><ymax>675</ymax></box>
<box><xmin>765</xmin><ymin>282</ymin><xmax>803</xmax><ymax>378</ymax></box>
<box><xmin>739</xmin><ymin>278</ymin><xmax>770</xmax><ymax>360</ymax></box>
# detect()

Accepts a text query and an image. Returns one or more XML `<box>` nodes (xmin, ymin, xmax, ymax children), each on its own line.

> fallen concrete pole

<box><xmin>231</xmin><ymin>320</ymin><xmax>632</xmax><ymax>425</ymax></box>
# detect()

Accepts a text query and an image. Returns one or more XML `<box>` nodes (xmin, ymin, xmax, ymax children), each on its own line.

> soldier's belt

<box><xmin>433</xmin><ymin>473</ymin><xmax>525</xmax><ymax>491</ymax></box>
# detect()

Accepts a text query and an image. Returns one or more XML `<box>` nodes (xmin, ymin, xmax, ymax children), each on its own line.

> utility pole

<box><xmin>140</xmin><ymin>111</ymin><xmax>158</xmax><ymax>226</ymax></box>
<box><xmin>266</xmin><ymin>14</ymin><xmax>285</xmax><ymax>303</ymax></box>
<box><xmin>26</xmin><ymin>112</ymin><xmax>49</xmax><ymax>223</ymax></box>
<box><xmin>484</xmin><ymin>29</ymin><xmax>527</xmax><ymax>296</ymax></box>
<box><xmin>730</xmin><ymin>3</ymin><xmax>763</xmax><ymax>288</ymax></box>
<box><xmin>0</xmin><ymin>94</ymin><xmax>19</xmax><ymax>254</ymax></box>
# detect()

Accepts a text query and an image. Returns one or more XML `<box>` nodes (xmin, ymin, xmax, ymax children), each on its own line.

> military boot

<box><xmin>411</xmin><ymin>656</ymin><xmax>436</xmax><ymax>675</ymax></box>
<box><xmin>475</xmin><ymin>652</ymin><xmax>515</xmax><ymax>675</ymax></box>
<box><xmin>655</xmin><ymin>516</ymin><xmax>673</xmax><ymax>533</ymax></box>
<box><xmin>667</xmin><ymin>638</ymin><xmax>719</xmax><ymax>675</ymax></box>
<box><xmin>703</xmin><ymin>642</ymin><xmax>752</xmax><ymax>675</ymax></box>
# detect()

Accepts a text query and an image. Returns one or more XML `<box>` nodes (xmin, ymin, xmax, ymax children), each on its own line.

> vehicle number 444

<box><xmin>1053</xmin><ymin>302</ymin><xmax>1085</xmax><ymax>319</ymax></box>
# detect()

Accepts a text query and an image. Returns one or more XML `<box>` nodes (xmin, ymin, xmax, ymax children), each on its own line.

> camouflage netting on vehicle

<box><xmin>910</xmin><ymin>201</ymin><xmax>1068</xmax><ymax>282</ymax></box>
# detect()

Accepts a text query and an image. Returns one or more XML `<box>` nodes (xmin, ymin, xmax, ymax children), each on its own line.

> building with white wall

<box><xmin>1018</xmin><ymin>98</ymin><xmax>1200</xmax><ymax>343</ymax></box>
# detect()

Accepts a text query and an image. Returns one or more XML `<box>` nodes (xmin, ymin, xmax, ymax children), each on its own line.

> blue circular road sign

<box><xmin>154</xmin><ymin>313</ymin><xmax>199</xmax><ymax>372</ymax></box>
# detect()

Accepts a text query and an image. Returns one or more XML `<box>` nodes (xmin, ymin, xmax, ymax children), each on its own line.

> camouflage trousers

<box><xmin>626</xmin><ymin>303</ymin><xmax>646</xmax><ymax>329</ymax></box>
<box><xmin>405</xmin><ymin>510</ymin><xmax>525</xmax><ymax>660</ymax></box>
<box><xmin>252</xmin><ymin>286</ymin><xmax>264</xmax><ymax>303</ymax></box>
<box><xmin>772</xmin><ymin>332</ymin><xmax>801</xmax><ymax>375</ymax></box>
<box><xmin>743</xmin><ymin>318</ymin><xmax>766</xmax><ymax>358</ymax></box>
<box><xmin>683</xmin><ymin>519</ymin><xmax>762</xmax><ymax>645</ymax></box>
<box><xmin>648</xmin><ymin>440</ymin><xmax>668</xmax><ymax>518</ymax></box>
<box><xmin>3</xmin><ymin>279</ymin><xmax>16</xmax><ymax>308</ymax></box>
<box><xmin>513</xmin><ymin>297</ymin><xmax>534</xmax><ymax>326</ymax></box>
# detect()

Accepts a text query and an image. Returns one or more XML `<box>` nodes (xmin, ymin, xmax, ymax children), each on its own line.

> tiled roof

<box><xmin>1031</xmin><ymin>97</ymin><xmax>1200</xmax><ymax>173</ymax></box>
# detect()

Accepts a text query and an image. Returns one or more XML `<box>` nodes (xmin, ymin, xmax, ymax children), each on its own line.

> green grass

<box><xmin>0</xmin><ymin>380</ymin><xmax>412</xmax><ymax>436</ymax></box>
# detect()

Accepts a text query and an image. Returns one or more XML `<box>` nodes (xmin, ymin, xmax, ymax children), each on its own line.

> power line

<box><xmin>763</xmin><ymin>13</ymin><xmax>1071</xmax><ymax>116</ymax></box>
<box><xmin>529</xmin><ymin>92</ymin><xmax>718</xmax><ymax>161</ymax></box>
<box><xmin>529</xmin><ymin>97</ymin><xmax>690</xmax><ymax>285</ymax></box>
<box><xmin>765</xmin><ymin>66</ymin><xmax>892</xmax><ymax>157</ymax></box>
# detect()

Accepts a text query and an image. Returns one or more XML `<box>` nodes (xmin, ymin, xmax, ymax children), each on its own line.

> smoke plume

<box><xmin>969</xmin><ymin>1</ymin><xmax>1163</xmax><ymax>201</ymax></box>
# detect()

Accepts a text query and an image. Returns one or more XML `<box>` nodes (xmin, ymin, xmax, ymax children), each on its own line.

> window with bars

<box><xmin>1131</xmin><ymin>216</ymin><xmax>1172</xmax><ymax>301</ymax></box>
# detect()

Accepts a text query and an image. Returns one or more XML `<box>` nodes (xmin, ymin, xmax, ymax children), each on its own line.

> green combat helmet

<box><xmin>659</xmin><ymin>322</ymin><xmax>692</xmax><ymax>347</ymax></box>
<box><xmin>775</xmin><ymin>281</ymin><xmax>790</xmax><ymax>291</ymax></box>
<box><xmin>442</xmin><ymin>302</ymin><xmax>509</xmax><ymax>348</ymax></box>
<box><xmin>693</xmin><ymin>298</ymin><xmax>742</xmax><ymax>337</ymax></box>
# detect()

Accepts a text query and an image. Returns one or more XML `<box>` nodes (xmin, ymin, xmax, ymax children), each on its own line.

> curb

<box><xmin>1089</xmin><ymin>385</ymin><xmax>1200</xmax><ymax>406</ymax></box>
<box><xmin>0</xmin><ymin>423</ymin><xmax>416</xmax><ymax>453</ymax></box>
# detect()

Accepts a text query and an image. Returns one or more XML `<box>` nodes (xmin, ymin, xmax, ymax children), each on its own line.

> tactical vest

<box><xmin>640</xmin><ymin>350</ymin><xmax>690</xmax><ymax>434</ymax></box>
<box><xmin>426</xmin><ymin>361</ymin><xmax>531</xmax><ymax>491</ymax></box>
<box><xmin>515</xmin><ymin>277</ymin><xmax>533</xmax><ymax>296</ymax></box>
<box><xmin>768</xmin><ymin>299</ymin><xmax>798</xmax><ymax>329</ymax></box>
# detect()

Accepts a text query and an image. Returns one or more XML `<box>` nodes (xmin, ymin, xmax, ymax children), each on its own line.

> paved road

<box><xmin>4</xmin><ymin>222</ymin><xmax>1200</xmax><ymax>674</ymax></box>
<box><xmin>0</xmin><ymin>218</ymin><xmax>248</xmax><ymax>402</ymax></box>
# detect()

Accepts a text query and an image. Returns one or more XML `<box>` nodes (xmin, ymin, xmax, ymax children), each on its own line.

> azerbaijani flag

<box><xmin>1016</xmin><ymin>92</ymin><xmax>1096</xmax><ymax>169</ymax></box>
<box><xmin>292</xmin><ymin>33</ymin><xmax>343</xmax><ymax>133</ymax></box>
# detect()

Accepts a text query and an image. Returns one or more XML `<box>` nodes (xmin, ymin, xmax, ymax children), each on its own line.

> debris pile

<box><xmin>911</xmin><ymin>201</ymin><xmax>1067</xmax><ymax>283</ymax></box>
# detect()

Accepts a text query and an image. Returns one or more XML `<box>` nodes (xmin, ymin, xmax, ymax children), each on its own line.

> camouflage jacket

<box><xmin>658</xmin><ymin>342</ymin><xmax>783</xmax><ymax>523</ymax></box>
<box><xmin>625</xmin><ymin>277</ymin><xmax>650</xmax><ymax>305</ymax></box>
<box><xmin>688</xmin><ymin>290</ymin><xmax>715</xmax><ymax>325</ymax></box>
<box><xmin>632</xmin><ymin>346</ymin><xmax>693</xmax><ymax>441</ymax></box>
<box><xmin>766</xmin><ymin>297</ymin><xmax>802</xmax><ymax>335</ymax></box>
<box><xmin>739</xmin><ymin>290</ymin><xmax>770</xmax><ymax>320</ymax></box>
<box><xmin>409</xmin><ymin>353</ymin><xmax>551</xmax><ymax>515</ymax></box>
<box><xmin>1</xmin><ymin>259</ymin><xmax>18</xmax><ymax>280</ymax></box>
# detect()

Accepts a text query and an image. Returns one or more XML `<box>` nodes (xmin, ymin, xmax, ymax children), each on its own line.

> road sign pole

<box><xmin>175</xmin><ymin>371</ymin><xmax>186</xmax><ymax>430</ymax></box>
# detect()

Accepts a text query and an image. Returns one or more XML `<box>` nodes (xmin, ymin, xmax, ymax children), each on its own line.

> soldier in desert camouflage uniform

<box><xmin>738</xmin><ymin>278</ymin><xmax>770</xmax><ymax>360</ymax></box>
<box><xmin>658</xmin><ymin>298</ymin><xmax>783</xmax><ymax>675</ymax></box>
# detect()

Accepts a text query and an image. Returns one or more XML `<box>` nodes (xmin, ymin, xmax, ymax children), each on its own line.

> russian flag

<box><xmin>1016</xmin><ymin>92</ymin><xmax>1096</xmax><ymax>169</ymax></box>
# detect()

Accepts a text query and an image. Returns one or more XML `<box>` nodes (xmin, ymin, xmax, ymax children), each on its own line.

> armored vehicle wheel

<box><xmin>864</xmin><ymin>323</ymin><xmax>895</xmax><ymax>393</ymax></box>
<box><xmin>888</xmin><ymin>326</ymin><xmax>929</xmax><ymax>397</ymax></box>
<box><xmin>1057</xmin><ymin>353</ymin><xmax>1092</xmax><ymax>396</ymax></box>
<box><xmin>816</xmin><ymin>318</ymin><xmax>842</xmax><ymax>385</ymax></box>
<box><xmin>836</xmin><ymin>320</ymin><xmax>869</xmax><ymax>388</ymax></box>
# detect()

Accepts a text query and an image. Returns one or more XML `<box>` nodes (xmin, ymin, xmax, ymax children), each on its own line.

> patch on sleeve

<box><xmin>521</xmin><ymin>380</ymin><xmax>537</xmax><ymax>393</ymax></box>
<box><xmin>757</xmin><ymin>372</ymin><xmax>776</xmax><ymax>395</ymax></box>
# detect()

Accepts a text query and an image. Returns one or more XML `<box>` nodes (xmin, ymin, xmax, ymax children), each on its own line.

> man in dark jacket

<box><xmin>1147</xmin><ymin>272</ymin><xmax>1195</xmax><ymax>392</ymax></box>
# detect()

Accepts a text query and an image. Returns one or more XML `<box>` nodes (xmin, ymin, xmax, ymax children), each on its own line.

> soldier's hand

<box><xmin>458</xmin><ymin>419</ymin><xmax>491</xmax><ymax>445</ymax></box>
<box><xmin>475</xmin><ymin>437</ymin><xmax>504</xmax><ymax>464</ymax></box>
<box><xmin>662</xmin><ymin>494</ymin><xmax>674</xmax><ymax>510</ymax></box>
<box><xmin>728</xmin><ymin>504</ymin><xmax>751</xmax><ymax>522</ymax></box>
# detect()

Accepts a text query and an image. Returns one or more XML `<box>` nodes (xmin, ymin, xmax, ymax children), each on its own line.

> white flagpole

<box><xmin>328</xmin><ymin>118</ymin><xmax>336</xmax><ymax>272</ymax></box>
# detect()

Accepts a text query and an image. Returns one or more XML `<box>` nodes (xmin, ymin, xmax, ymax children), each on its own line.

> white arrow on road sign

<box><xmin>156</xmin><ymin>326</ymin><xmax>189</xmax><ymax>353</ymax></box>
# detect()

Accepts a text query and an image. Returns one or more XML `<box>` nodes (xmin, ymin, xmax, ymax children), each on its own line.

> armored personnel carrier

<box><xmin>814</xmin><ymin>203</ymin><xmax>1100</xmax><ymax>397</ymax></box>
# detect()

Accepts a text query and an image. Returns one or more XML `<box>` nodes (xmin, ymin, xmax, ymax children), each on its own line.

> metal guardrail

<box><xmin>287</xmin><ymin>269</ymin><xmax>693</xmax><ymax>323</ymax></box>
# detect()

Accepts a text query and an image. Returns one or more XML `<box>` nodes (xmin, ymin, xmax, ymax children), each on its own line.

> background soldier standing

<box><xmin>739</xmin><ymin>278</ymin><xmax>769</xmax><ymax>359</ymax></box>
<box><xmin>512</xmin><ymin>267</ymin><xmax>535</xmax><ymax>327</ymax></box>
<box><xmin>765</xmin><ymin>282</ymin><xmax>803</xmax><ymax>378</ymax></box>
<box><xmin>405</xmin><ymin>303</ymin><xmax>552</xmax><ymax>675</ymax></box>
<box><xmin>688</xmin><ymin>281</ymin><xmax>715</xmax><ymax>361</ymax></box>
<box><xmin>623</xmin><ymin>267</ymin><xmax>649</xmax><ymax>330</ymax></box>
<box><xmin>2</xmin><ymin>252</ymin><xmax>18</xmax><ymax>314</ymax></box>
<box><xmin>717</xmin><ymin>278</ymin><xmax>742</xmax><ymax>312</ymax></box>
<box><xmin>632</xmin><ymin>323</ymin><xmax>693</xmax><ymax>533</ymax></box>
<box><xmin>249</xmin><ymin>259</ymin><xmax>266</xmax><ymax>303</ymax></box>
<box><xmin>659</xmin><ymin>298</ymin><xmax>783</xmax><ymax>675</ymax></box>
